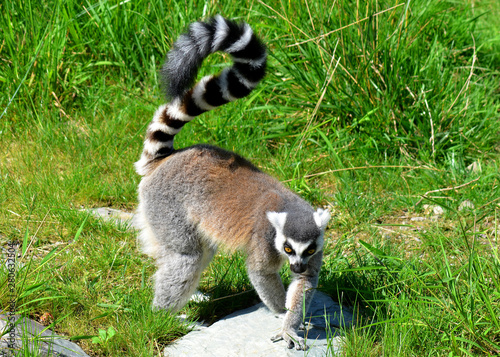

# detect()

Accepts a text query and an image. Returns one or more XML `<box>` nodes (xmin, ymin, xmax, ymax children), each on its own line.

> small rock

<box><xmin>433</xmin><ymin>206</ymin><xmax>444</xmax><ymax>215</ymax></box>
<box><xmin>83</xmin><ymin>207</ymin><xmax>138</xmax><ymax>229</ymax></box>
<box><xmin>189</xmin><ymin>290</ymin><xmax>210</xmax><ymax>303</ymax></box>
<box><xmin>423</xmin><ymin>205</ymin><xmax>444</xmax><ymax>216</ymax></box>
<box><xmin>458</xmin><ymin>200</ymin><xmax>475</xmax><ymax>211</ymax></box>
<box><xmin>410</xmin><ymin>217</ymin><xmax>425</xmax><ymax>222</ymax></box>
<box><xmin>466</xmin><ymin>161</ymin><xmax>481</xmax><ymax>173</ymax></box>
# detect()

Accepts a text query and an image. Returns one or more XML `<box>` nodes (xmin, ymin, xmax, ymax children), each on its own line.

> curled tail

<box><xmin>135</xmin><ymin>15</ymin><xmax>267</xmax><ymax>176</ymax></box>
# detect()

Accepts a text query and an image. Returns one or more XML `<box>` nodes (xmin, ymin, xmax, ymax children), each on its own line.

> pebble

<box><xmin>458</xmin><ymin>200</ymin><xmax>475</xmax><ymax>211</ymax></box>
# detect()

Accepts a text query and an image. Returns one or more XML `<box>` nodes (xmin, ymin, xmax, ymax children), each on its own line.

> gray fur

<box><xmin>135</xmin><ymin>16</ymin><xmax>266</xmax><ymax>177</ymax></box>
<box><xmin>137</xmin><ymin>146</ymin><xmax>330</xmax><ymax>350</ymax></box>
<box><xmin>163</xmin><ymin>15</ymin><xmax>265</xmax><ymax>99</ymax></box>
<box><xmin>275</xmin><ymin>251</ymin><xmax>322</xmax><ymax>349</ymax></box>
<box><xmin>136</xmin><ymin>16</ymin><xmax>329</xmax><ymax>351</ymax></box>
<box><xmin>247</xmin><ymin>270</ymin><xmax>286</xmax><ymax>312</ymax></box>
<box><xmin>283</xmin><ymin>210</ymin><xmax>321</xmax><ymax>243</ymax></box>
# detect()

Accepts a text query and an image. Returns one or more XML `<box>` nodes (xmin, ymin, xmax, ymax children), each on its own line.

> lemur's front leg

<box><xmin>271</xmin><ymin>251</ymin><xmax>322</xmax><ymax>350</ymax></box>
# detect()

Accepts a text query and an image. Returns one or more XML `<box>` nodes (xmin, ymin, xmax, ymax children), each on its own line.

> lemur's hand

<box><xmin>271</xmin><ymin>328</ymin><xmax>306</xmax><ymax>350</ymax></box>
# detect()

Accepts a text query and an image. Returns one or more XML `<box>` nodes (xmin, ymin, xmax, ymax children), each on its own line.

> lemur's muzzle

<box><xmin>290</xmin><ymin>263</ymin><xmax>307</xmax><ymax>274</ymax></box>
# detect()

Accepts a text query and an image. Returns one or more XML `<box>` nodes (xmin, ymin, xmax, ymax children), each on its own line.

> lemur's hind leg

<box><xmin>153</xmin><ymin>244</ymin><xmax>216</xmax><ymax>313</ymax></box>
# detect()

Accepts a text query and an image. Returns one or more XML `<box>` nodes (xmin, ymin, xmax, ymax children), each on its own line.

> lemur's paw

<box><xmin>271</xmin><ymin>329</ymin><xmax>306</xmax><ymax>350</ymax></box>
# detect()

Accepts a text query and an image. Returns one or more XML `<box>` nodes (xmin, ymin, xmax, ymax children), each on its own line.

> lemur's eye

<box><xmin>284</xmin><ymin>247</ymin><xmax>293</xmax><ymax>254</ymax></box>
<box><xmin>307</xmin><ymin>249</ymin><xmax>316</xmax><ymax>255</ymax></box>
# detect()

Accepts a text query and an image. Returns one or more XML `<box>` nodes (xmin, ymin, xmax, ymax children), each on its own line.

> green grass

<box><xmin>1</xmin><ymin>0</ymin><xmax>499</xmax><ymax>356</ymax></box>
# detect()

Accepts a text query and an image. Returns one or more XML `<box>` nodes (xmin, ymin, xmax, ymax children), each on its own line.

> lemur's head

<box><xmin>267</xmin><ymin>208</ymin><xmax>330</xmax><ymax>274</ymax></box>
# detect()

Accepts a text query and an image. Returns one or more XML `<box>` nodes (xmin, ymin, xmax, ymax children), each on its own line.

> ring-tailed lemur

<box><xmin>135</xmin><ymin>16</ymin><xmax>330</xmax><ymax>350</ymax></box>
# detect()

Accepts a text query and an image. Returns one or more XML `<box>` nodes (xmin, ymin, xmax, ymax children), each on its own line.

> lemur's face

<box><xmin>282</xmin><ymin>239</ymin><xmax>319</xmax><ymax>274</ymax></box>
<box><xmin>267</xmin><ymin>208</ymin><xmax>330</xmax><ymax>274</ymax></box>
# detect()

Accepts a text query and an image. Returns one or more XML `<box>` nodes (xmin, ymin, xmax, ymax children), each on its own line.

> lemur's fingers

<box><xmin>271</xmin><ymin>329</ymin><xmax>307</xmax><ymax>350</ymax></box>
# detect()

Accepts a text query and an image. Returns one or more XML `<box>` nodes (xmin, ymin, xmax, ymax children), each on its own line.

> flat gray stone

<box><xmin>164</xmin><ymin>291</ymin><xmax>349</xmax><ymax>357</ymax></box>
<box><xmin>0</xmin><ymin>314</ymin><xmax>90</xmax><ymax>357</ymax></box>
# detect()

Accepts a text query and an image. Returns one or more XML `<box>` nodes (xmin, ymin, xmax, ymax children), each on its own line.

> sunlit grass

<box><xmin>1</xmin><ymin>0</ymin><xmax>499</xmax><ymax>355</ymax></box>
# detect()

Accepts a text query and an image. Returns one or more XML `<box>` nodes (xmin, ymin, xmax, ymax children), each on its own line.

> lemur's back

<box><xmin>139</xmin><ymin>144</ymin><xmax>299</xmax><ymax>252</ymax></box>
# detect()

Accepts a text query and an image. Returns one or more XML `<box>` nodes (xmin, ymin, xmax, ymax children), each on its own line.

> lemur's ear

<box><xmin>266</xmin><ymin>211</ymin><xmax>287</xmax><ymax>232</ymax></box>
<box><xmin>313</xmin><ymin>208</ymin><xmax>330</xmax><ymax>231</ymax></box>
